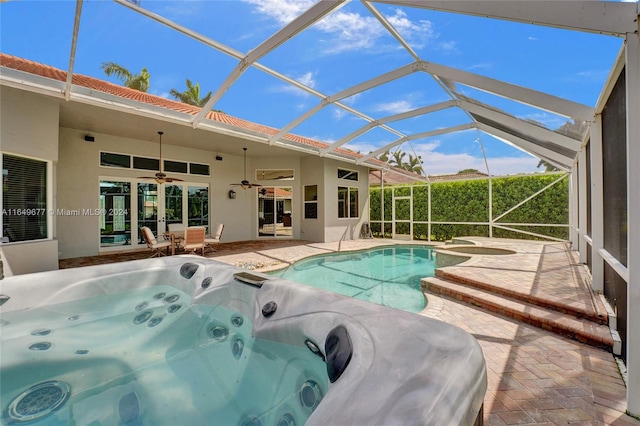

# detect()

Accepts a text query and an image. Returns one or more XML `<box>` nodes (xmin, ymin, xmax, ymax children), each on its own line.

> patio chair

<box><xmin>167</xmin><ymin>223</ymin><xmax>185</xmax><ymax>233</ymax></box>
<box><xmin>141</xmin><ymin>226</ymin><xmax>171</xmax><ymax>257</ymax></box>
<box><xmin>204</xmin><ymin>223</ymin><xmax>225</xmax><ymax>253</ymax></box>
<box><xmin>180</xmin><ymin>226</ymin><xmax>206</xmax><ymax>255</ymax></box>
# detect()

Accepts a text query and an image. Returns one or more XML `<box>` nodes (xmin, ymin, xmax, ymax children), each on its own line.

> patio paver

<box><xmin>58</xmin><ymin>238</ymin><xmax>638</xmax><ymax>425</ymax></box>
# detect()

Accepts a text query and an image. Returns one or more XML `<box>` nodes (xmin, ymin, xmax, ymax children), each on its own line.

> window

<box><xmin>100</xmin><ymin>152</ymin><xmax>130</xmax><ymax>168</ymax></box>
<box><xmin>338</xmin><ymin>186</ymin><xmax>358</xmax><ymax>218</ymax></box>
<box><xmin>190</xmin><ymin>163</ymin><xmax>210</xmax><ymax>176</ymax></box>
<box><xmin>164</xmin><ymin>160</ymin><xmax>188</xmax><ymax>174</ymax></box>
<box><xmin>99</xmin><ymin>152</ymin><xmax>209</xmax><ymax>178</ymax></box>
<box><xmin>133</xmin><ymin>156</ymin><xmax>160</xmax><ymax>171</ymax></box>
<box><xmin>2</xmin><ymin>154</ymin><xmax>48</xmax><ymax>242</ymax></box>
<box><xmin>256</xmin><ymin>169</ymin><xmax>294</xmax><ymax>181</ymax></box>
<box><xmin>304</xmin><ymin>185</ymin><xmax>318</xmax><ymax>219</ymax></box>
<box><xmin>338</xmin><ymin>168</ymin><xmax>358</xmax><ymax>181</ymax></box>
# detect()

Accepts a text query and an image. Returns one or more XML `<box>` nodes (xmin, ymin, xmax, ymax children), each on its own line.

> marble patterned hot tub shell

<box><xmin>0</xmin><ymin>256</ymin><xmax>487</xmax><ymax>425</ymax></box>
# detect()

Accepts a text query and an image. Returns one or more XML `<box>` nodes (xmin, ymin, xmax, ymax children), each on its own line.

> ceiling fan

<box><xmin>139</xmin><ymin>131</ymin><xmax>183</xmax><ymax>184</ymax></box>
<box><xmin>230</xmin><ymin>147</ymin><xmax>261</xmax><ymax>189</ymax></box>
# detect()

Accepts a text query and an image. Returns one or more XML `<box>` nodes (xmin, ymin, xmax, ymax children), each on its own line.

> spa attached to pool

<box><xmin>0</xmin><ymin>256</ymin><xmax>486</xmax><ymax>425</ymax></box>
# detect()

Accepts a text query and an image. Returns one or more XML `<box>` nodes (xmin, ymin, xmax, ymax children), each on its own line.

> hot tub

<box><xmin>0</xmin><ymin>256</ymin><xmax>486</xmax><ymax>425</ymax></box>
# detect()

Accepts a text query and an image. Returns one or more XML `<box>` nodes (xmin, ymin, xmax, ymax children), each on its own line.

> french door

<box><xmin>99</xmin><ymin>179</ymin><xmax>208</xmax><ymax>251</ymax></box>
<box><xmin>258</xmin><ymin>186</ymin><xmax>293</xmax><ymax>237</ymax></box>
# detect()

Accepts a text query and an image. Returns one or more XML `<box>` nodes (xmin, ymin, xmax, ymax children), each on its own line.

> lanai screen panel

<box><xmin>586</xmin><ymin>141</ymin><xmax>592</xmax><ymax>271</ymax></box>
<box><xmin>601</xmin><ymin>67</ymin><xmax>627</xmax><ymax>361</ymax></box>
<box><xmin>470</xmin><ymin>113</ymin><xmax>578</xmax><ymax>160</ymax></box>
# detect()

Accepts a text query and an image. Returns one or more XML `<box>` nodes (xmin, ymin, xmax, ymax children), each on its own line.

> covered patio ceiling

<box><xmin>1</xmin><ymin>0</ymin><xmax>637</xmax><ymax>175</ymax></box>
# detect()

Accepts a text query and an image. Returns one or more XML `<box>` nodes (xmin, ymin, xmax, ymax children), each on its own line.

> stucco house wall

<box><xmin>0</xmin><ymin>87</ymin><xmax>59</xmax><ymax>273</ymax></box>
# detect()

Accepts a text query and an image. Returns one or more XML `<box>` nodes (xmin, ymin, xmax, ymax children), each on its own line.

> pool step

<box><xmin>423</xmin><ymin>277</ymin><xmax>614</xmax><ymax>350</ymax></box>
<box><xmin>435</xmin><ymin>269</ymin><xmax>608</xmax><ymax>325</ymax></box>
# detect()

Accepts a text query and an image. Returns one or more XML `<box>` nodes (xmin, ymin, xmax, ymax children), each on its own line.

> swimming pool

<box><xmin>269</xmin><ymin>245</ymin><xmax>434</xmax><ymax>313</ymax></box>
<box><xmin>0</xmin><ymin>256</ymin><xmax>486</xmax><ymax>425</ymax></box>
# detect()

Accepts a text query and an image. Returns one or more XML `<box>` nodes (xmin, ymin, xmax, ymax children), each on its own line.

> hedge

<box><xmin>369</xmin><ymin>174</ymin><xmax>569</xmax><ymax>241</ymax></box>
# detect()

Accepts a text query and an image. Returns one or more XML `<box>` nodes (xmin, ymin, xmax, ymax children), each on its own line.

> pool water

<box><xmin>0</xmin><ymin>286</ymin><xmax>327</xmax><ymax>425</ymax></box>
<box><xmin>269</xmin><ymin>245</ymin><xmax>435</xmax><ymax>313</ymax></box>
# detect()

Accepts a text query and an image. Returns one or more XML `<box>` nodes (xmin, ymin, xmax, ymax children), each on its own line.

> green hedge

<box><xmin>370</xmin><ymin>174</ymin><xmax>569</xmax><ymax>241</ymax></box>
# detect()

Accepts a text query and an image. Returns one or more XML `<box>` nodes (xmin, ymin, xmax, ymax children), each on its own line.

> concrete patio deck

<box><xmin>58</xmin><ymin>238</ymin><xmax>638</xmax><ymax>425</ymax></box>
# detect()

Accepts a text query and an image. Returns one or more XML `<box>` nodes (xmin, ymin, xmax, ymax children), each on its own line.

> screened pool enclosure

<box><xmin>1</xmin><ymin>0</ymin><xmax>639</xmax><ymax>417</ymax></box>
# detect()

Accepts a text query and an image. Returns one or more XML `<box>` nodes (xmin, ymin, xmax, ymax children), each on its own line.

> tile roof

<box><xmin>0</xmin><ymin>52</ymin><xmax>371</xmax><ymax>161</ymax></box>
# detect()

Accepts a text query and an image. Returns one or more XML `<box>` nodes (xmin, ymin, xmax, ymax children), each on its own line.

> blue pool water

<box><xmin>269</xmin><ymin>245</ymin><xmax>435</xmax><ymax>313</ymax></box>
<box><xmin>1</xmin><ymin>286</ymin><xmax>327</xmax><ymax>425</ymax></box>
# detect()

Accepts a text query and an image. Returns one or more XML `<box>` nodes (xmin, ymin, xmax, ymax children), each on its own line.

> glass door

<box><xmin>100</xmin><ymin>180</ymin><xmax>209</xmax><ymax>252</ymax></box>
<box><xmin>137</xmin><ymin>183</ymin><xmax>158</xmax><ymax>245</ymax></box>
<box><xmin>163</xmin><ymin>184</ymin><xmax>183</xmax><ymax>231</ymax></box>
<box><xmin>258</xmin><ymin>186</ymin><xmax>293</xmax><ymax>237</ymax></box>
<box><xmin>99</xmin><ymin>180</ymin><xmax>132</xmax><ymax>249</ymax></box>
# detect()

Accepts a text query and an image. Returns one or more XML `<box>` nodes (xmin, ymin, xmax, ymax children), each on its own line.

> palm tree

<box><xmin>101</xmin><ymin>62</ymin><xmax>150</xmax><ymax>92</ymax></box>
<box><xmin>537</xmin><ymin>159</ymin><xmax>559</xmax><ymax>172</ymax></box>
<box><xmin>406</xmin><ymin>154</ymin><xmax>424</xmax><ymax>174</ymax></box>
<box><xmin>390</xmin><ymin>150</ymin><xmax>407</xmax><ymax>169</ymax></box>
<box><xmin>170</xmin><ymin>79</ymin><xmax>213</xmax><ymax>107</ymax></box>
<box><xmin>378</xmin><ymin>150</ymin><xmax>391</xmax><ymax>163</ymax></box>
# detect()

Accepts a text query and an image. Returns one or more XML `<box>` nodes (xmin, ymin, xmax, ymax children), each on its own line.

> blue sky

<box><xmin>0</xmin><ymin>0</ymin><xmax>629</xmax><ymax>175</ymax></box>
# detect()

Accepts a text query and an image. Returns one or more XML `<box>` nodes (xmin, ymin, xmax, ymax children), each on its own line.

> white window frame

<box><xmin>338</xmin><ymin>185</ymin><xmax>359</xmax><ymax>219</ymax></box>
<box><xmin>0</xmin><ymin>152</ymin><xmax>53</xmax><ymax>243</ymax></box>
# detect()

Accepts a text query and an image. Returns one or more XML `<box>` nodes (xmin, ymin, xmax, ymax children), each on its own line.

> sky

<box><xmin>0</xmin><ymin>0</ymin><xmax>630</xmax><ymax>176</ymax></box>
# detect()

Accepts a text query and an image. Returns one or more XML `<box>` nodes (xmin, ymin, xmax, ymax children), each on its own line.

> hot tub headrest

<box><xmin>180</xmin><ymin>263</ymin><xmax>199</xmax><ymax>279</ymax></box>
<box><xmin>325</xmin><ymin>325</ymin><xmax>352</xmax><ymax>383</ymax></box>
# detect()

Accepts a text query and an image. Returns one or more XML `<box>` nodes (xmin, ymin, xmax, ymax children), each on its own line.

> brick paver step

<box><xmin>423</xmin><ymin>277</ymin><xmax>614</xmax><ymax>350</ymax></box>
<box><xmin>435</xmin><ymin>269</ymin><xmax>608</xmax><ymax>325</ymax></box>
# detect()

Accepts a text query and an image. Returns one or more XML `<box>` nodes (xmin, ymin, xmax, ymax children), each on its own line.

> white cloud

<box><xmin>386</xmin><ymin>9</ymin><xmax>435</xmax><ymax>49</ymax></box>
<box><xmin>270</xmin><ymin>70</ymin><xmax>318</xmax><ymax>97</ymax></box>
<box><xmin>344</xmin><ymin>141</ymin><xmax>385</xmax><ymax>155</ymax></box>
<box><xmin>418</xmin><ymin>150</ymin><xmax>539</xmax><ymax>176</ymax></box>
<box><xmin>344</xmin><ymin>138</ymin><xmax>540</xmax><ymax>175</ymax></box>
<box><xmin>438</xmin><ymin>40</ymin><xmax>459</xmax><ymax>54</ymax></box>
<box><xmin>333</xmin><ymin>108</ymin><xmax>346</xmax><ymax>120</ymax></box>
<box><xmin>372</xmin><ymin>100</ymin><xmax>413</xmax><ymax>114</ymax></box>
<box><xmin>296</xmin><ymin>71</ymin><xmax>317</xmax><ymax>88</ymax></box>
<box><xmin>341</xmin><ymin>93</ymin><xmax>361</xmax><ymax>105</ymax></box>
<box><xmin>242</xmin><ymin>0</ymin><xmax>437</xmax><ymax>54</ymax></box>
<box><xmin>242</xmin><ymin>0</ymin><xmax>313</xmax><ymax>25</ymax></box>
<box><xmin>315</xmin><ymin>11</ymin><xmax>386</xmax><ymax>54</ymax></box>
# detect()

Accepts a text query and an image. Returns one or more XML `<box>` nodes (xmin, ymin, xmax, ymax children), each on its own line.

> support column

<box><xmin>625</xmin><ymin>25</ymin><xmax>640</xmax><ymax>417</ymax></box>
<box><xmin>578</xmin><ymin>152</ymin><xmax>588</xmax><ymax>262</ymax></box>
<box><xmin>569</xmin><ymin>162</ymin><xmax>579</xmax><ymax>251</ymax></box>
<box><xmin>590</xmin><ymin>117</ymin><xmax>604</xmax><ymax>293</ymax></box>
